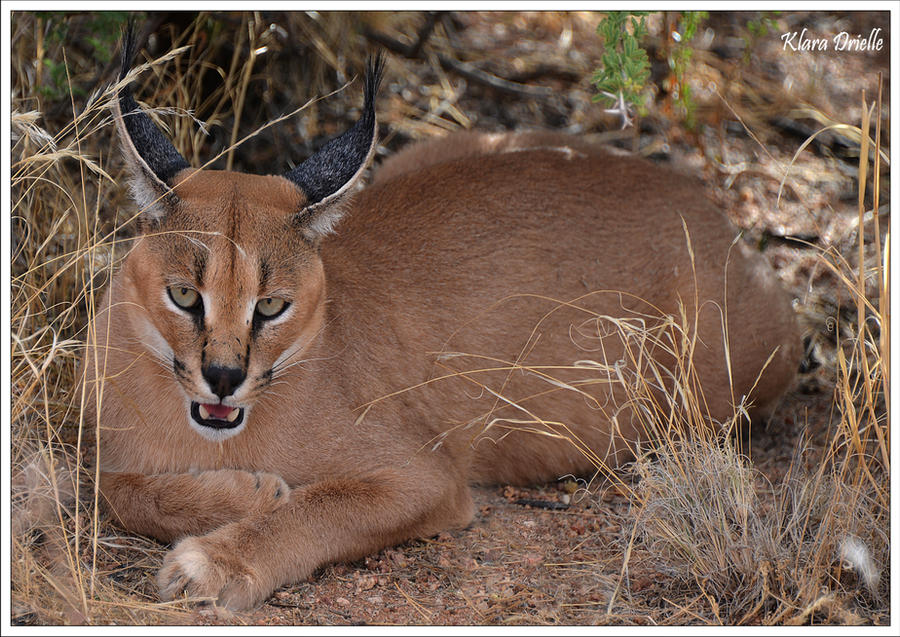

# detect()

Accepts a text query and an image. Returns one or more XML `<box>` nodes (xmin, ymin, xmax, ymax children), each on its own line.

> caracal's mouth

<box><xmin>190</xmin><ymin>401</ymin><xmax>245</xmax><ymax>430</ymax></box>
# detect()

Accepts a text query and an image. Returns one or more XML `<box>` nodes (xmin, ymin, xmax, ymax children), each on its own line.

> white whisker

<box><xmin>270</xmin><ymin>315</ymin><xmax>340</xmax><ymax>375</ymax></box>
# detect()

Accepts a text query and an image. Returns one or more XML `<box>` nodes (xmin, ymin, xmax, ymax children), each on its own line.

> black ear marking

<box><xmin>284</xmin><ymin>53</ymin><xmax>385</xmax><ymax>231</ymax></box>
<box><xmin>114</xmin><ymin>21</ymin><xmax>190</xmax><ymax>199</ymax></box>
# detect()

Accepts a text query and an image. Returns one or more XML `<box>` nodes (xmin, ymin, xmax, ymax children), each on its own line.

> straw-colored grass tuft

<box><xmin>600</xmin><ymin>80</ymin><xmax>889</xmax><ymax>625</ymax></box>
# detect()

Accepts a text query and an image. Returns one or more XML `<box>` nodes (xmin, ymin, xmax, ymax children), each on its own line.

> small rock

<box><xmin>354</xmin><ymin>573</ymin><xmax>377</xmax><ymax>592</ymax></box>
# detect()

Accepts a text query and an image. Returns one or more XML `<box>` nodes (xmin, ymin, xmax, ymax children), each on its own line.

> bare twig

<box><xmin>363</xmin><ymin>25</ymin><xmax>556</xmax><ymax>99</ymax></box>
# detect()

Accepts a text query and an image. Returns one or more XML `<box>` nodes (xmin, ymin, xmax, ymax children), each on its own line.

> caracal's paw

<box><xmin>194</xmin><ymin>469</ymin><xmax>290</xmax><ymax>516</ymax></box>
<box><xmin>157</xmin><ymin>532</ymin><xmax>272</xmax><ymax>611</ymax></box>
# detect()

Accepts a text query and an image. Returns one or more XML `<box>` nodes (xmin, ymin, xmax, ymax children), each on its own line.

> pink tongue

<box><xmin>204</xmin><ymin>403</ymin><xmax>234</xmax><ymax>419</ymax></box>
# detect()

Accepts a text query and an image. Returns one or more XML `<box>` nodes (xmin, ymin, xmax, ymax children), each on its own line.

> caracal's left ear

<box><xmin>112</xmin><ymin>22</ymin><xmax>190</xmax><ymax>226</ymax></box>
<box><xmin>283</xmin><ymin>53</ymin><xmax>385</xmax><ymax>239</ymax></box>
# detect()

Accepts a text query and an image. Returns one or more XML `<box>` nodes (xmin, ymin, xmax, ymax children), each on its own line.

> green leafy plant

<box><xmin>592</xmin><ymin>11</ymin><xmax>709</xmax><ymax>130</ymax></box>
<box><xmin>36</xmin><ymin>12</ymin><xmax>132</xmax><ymax>101</ymax></box>
<box><xmin>39</xmin><ymin>57</ymin><xmax>82</xmax><ymax>100</ymax></box>
<box><xmin>669</xmin><ymin>11</ymin><xmax>707</xmax><ymax>129</ymax></box>
<box><xmin>592</xmin><ymin>12</ymin><xmax>651</xmax><ymax>127</ymax></box>
<box><xmin>743</xmin><ymin>11</ymin><xmax>781</xmax><ymax>62</ymax></box>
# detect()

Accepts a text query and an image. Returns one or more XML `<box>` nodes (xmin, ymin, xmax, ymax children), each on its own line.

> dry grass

<box><xmin>577</xmin><ymin>82</ymin><xmax>890</xmax><ymax>626</ymax></box>
<box><xmin>9</xmin><ymin>10</ymin><xmax>890</xmax><ymax>626</ymax></box>
<box><xmin>10</xmin><ymin>12</ymin><xmax>315</xmax><ymax>624</ymax></box>
<box><xmin>458</xmin><ymin>178</ymin><xmax>890</xmax><ymax>624</ymax></box>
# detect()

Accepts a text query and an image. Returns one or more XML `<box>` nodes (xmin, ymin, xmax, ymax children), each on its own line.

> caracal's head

<box><xmin>113</xmin><ymin>27</ymin><xmax>383</xmax><ymax>442</ymax></box>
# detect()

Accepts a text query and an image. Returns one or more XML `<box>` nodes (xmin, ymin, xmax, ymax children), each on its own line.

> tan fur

<box><xmin>84</xmin><ymin>130</ymin><xmax>801</xmax><ymax>609</ymax></box>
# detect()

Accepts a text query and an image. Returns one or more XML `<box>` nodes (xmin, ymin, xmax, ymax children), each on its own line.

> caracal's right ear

<box><xmin>113</xmin><ymin>22</ymin><xmax>190</xmax><ymax>227</ymax></box>
<box><xmin>282</xmin><ymin>53</ymin><xmax>385</xmax><ymax>240</ymax></box>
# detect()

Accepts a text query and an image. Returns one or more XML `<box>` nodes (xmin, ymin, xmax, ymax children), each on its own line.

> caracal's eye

<box><xmin>255</xmin><ymin>297</ymin><xmax>288</xmax><ymax>319</ymax></box>
<box><xmin>168</xmin><ymin>286</ymin><xmax>202</xmax><ymax>312</ymax></box>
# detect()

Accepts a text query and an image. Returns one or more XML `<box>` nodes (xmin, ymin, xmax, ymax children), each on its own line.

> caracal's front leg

<box><xmin>100</xmin><ymin>469</ymin><xmax>290</xmax><ymax>543</ymax></box>
<box><xmin>156</xmin><ymin>462</ymin><xmax>474</xmax><ymax>610</ymax></box>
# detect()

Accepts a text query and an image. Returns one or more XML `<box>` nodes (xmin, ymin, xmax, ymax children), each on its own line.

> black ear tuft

<box><xmin>364</xmin><ymin>52</ymin><xmax>386</xmax><ymax>117</ymax></box>
<box><xmin>115</xmin><ymin>20</ymin><xmax>190</xmax><ymax>188</ymax></box>
<box><xmin>283</xmin><ymin>53</ymin><xmax>385</xmax><ymax>232</ymax></box>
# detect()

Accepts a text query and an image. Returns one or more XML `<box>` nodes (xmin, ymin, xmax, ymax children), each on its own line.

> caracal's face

<box><xmin>124</xmin><ymin>170</ymin><xmax>326</xmax><ymax>442</ymax></box>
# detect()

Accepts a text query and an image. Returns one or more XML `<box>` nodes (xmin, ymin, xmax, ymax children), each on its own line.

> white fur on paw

<box><xmin>173</xmin><ymin>547</ymin><xmax>210</xmax><ymax>582</ymax></box>
<box><xmin>157</xmin><ymin>534</ymin><xmax>266</xmax><ymax>610</ymax></box>
<box><xmin>158</xmin><ymin>537</ymin><xmax>219</xmax><ymax>603</ymax></box>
